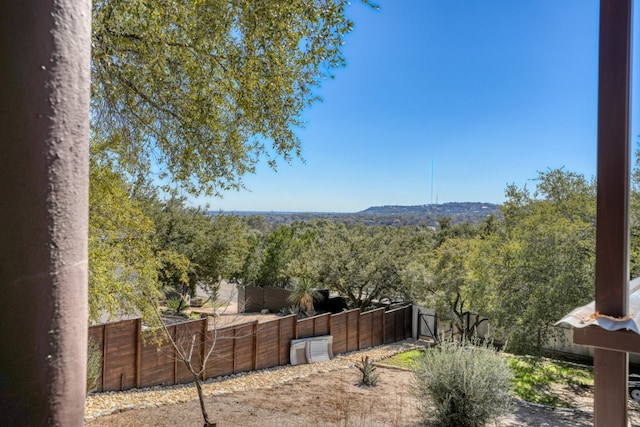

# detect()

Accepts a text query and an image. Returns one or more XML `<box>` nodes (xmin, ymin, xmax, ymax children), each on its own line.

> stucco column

<box><xmin>593</xmin><ymin>0</ymin><xmax>632</xmax><ymax>426</ymax></box>
<box><xmin>0</xmin><ymin>1</ymin><xmax>91</xmax><ymax>425</ymax></box>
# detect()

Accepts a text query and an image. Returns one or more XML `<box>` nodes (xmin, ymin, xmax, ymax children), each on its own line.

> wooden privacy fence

<box><xmin>88</xmin><ymin>305</ymin><xmax>413</xmax><ymax>392</ymax></box>
<box><xmin>238</xmin><ymin>286</ymin><xmax>293</xmax><ymax>312</ymax></box>
<box><xmin>237</xmin><ymin>286</ymin><xmax>347</xmax><ymax>314</ymax></box>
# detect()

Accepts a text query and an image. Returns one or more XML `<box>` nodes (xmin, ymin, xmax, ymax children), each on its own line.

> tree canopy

<box><xmin>88</xmin><ymin>160</ymin><xmax>161</xmax><ymax>323</ymax></box>
<box><xmin>87</xmin><ymin>0</ymin><xmax>377</xmax><ymax>321</ymax></box>
<box><xmin>91</xmin><ymin>0</ymin><xmax>362</xmax><ymax>195</ymax></box>
<box><xmin>468</xmin><ymin>169</ymin><xmax>596</xmax><ymax>353</ymax></box>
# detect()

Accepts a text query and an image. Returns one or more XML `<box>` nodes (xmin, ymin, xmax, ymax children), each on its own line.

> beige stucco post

<box><xmin>0</xmin><ymin>0</ymin><xmax>91</xmax><ymax>425</ymax></box>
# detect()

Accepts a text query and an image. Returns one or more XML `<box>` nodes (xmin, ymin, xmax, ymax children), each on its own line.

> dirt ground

<box><xmin>85</xmin><ymin>363</ymin><xmax>633</xmax><ymax>427</ymax></box>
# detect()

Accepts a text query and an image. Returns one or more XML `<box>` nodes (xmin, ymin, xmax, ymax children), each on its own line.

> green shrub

<box><xmin>87</xmin><ymin>338</ymin><xmax>102</xmax><ymax>393</ymax></box>
<box><xmin>166</xmin><ymin>297</ymin><xmax>189</xmax><ymax>316</ymax></box>
<box><xmin>413</xmin><ymin>340</ymin><xmax>513</xmax><ymax>427</ymax></box>
<box><xmin>278</xmin><ymin>305</ymin><xmax>309</xmax><ymax>319</ymax></box>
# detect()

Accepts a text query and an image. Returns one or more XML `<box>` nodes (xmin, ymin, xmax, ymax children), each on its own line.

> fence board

<box><xmin>383</xmin><ymin>305</ymin><xmax>411</xmax><ymax>343</ymax></box>
<box><xmin>233</xmin><ymin>322</ymin><xmax>257</xmax><ymax>373</ymax></box>
<box><xmin>241</xmin><ymin>287</ymin><xmax>264</xmax><ymax>312</ymax></box>
<box><xmin>174</xmin><ymin>319</ymin><xmax>207</xmax><ymax>384</ymax></box>
<box><xmin>297</xmin><ymin>318</ymin><xmax>314</xmax><ymax>339</ymax></box>
<box><xmin>102</xmin><ymin>319</ymin><xmax>138</xmax><ymax>391</ymax></box>
<box><xmin>347</xmin><ymin>310</ymin><xmax>360</xmax><ymax>352</ymax></box>
<box><xmin>255</xmin><ymin>321</ymin><xmax>280</xmax><ymax>370</ymax></box>
<box><xmin>278</xmin><ymin>316</ymin><xmax>296</xmax><ymax>365</ymax></box>
<box><xmin>139</xmin><ymin>332</ymin><xmax>175</xmax><ymax>387</ymax></box>
<box><xmin>237</xmin><ymin>286</ymin><xmax>245</xmax><ymax>311</ymax></box>
<box><xmin>313</xmin><ymin>313</ymin><xmax>331</xmax><ymax>336</ymax></box>
<box><xmin>205</xmin><ymin>326</ymin><xmax>235</xmax><ymax>378</ymax></box>
<box><xmin>263</xmin><ymin>287</ymin><xmax>292</xmax><ymax>313</ymax></box>
<box><xmin>404</xmin><ymin>306</ymin><xmax>412</xmax><ymax>340</ymax></box>
<box><xmin>330</xmin><ymin>312</ymin><xmax>348</xmax><ymax>354</ymax></box>
<box><xmin>371</xmin><ymin>309</ymin><xmax>385</xmax><ymax>346</ymax></box>
<box><xmin>359</xmin><ymin>311</ymin><xmax>373</xmax><ymax>349</ymax></box>
<box><xmin>393</xmin><ymin>310</ymin><xmax>404</xmax><ymax>341</ymax></box>
<box><xmin>384</xmin><ymin>310</ymin><xmax>396</xmax><ymax>344</ymax></box>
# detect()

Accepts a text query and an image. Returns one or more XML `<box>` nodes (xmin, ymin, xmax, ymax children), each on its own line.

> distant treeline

<box><xmin>211</xmin><ymin>202</ymin><xmax>501</xmax><ymax>228</ymax></box>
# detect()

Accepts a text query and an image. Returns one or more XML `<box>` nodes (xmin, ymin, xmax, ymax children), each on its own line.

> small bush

<box><xmin>278</xmin><ymin>305</ymin><xmax>309</xmax><ymax>319</ymax></box>
<box><xmin>413</xmin><ymin>340</ymin><xmax>513</xmax><ymax>427</ymax></box>
<box><xmin>87</xmin><ymin>338</ymin><xmax>102</xmax><ymax>393</ymax></box>
<box><xmin>166</xmin><ymin>297</ymin><xmax>189</xmax><ymax>316</ymax></box>
<box><xmin>356</xmin><ymin>356</ymin><xmax>379</xmax><ymax>387</ymax></box>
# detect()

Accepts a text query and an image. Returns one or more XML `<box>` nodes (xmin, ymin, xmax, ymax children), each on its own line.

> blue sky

<box><xmin>197</xmin><ymin>0</ymin><xmax>640</xmax><ymax>213</ymax></box>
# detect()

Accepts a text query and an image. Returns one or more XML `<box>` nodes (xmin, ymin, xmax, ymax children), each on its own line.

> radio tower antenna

<box><xmin>430</xmin><ymin>159</ymin><xmax>434</xmax><ymax>205</ymax></box>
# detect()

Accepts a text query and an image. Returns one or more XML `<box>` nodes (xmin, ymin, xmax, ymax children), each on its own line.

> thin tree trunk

<box><xmin>194</xmin><ymin>376</ymin><xmax>216</xmax><ymax>427</ymax></box>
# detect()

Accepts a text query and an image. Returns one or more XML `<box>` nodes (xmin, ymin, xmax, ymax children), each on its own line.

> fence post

<box><xmin>371</xmin><ymin>311</ymin><xmax>375</xmax><ymax>347</ymax></box>
<box><xmin>328</xmin><ymin>312</ymin><xmax>333</xmax><ymax>336</ymax></box>
<box><xmin>252</xmin><ymin>321</ymin><xmax>258</xmax><ymax>371</ymax></box>
<box><xmin>237</xmin><ymin>286</ymin><xmax>244</xmax><ymax>313</ymax></box>
<box><xmin>405</xmin><ymin>306</ymin><xmax>411</xmax><ymax>339</ymax></box>
<box><xmin>346</xmin><ymin>313</ymin><xmax>351</xmax><ymax>351</ymax></box>
<box><xmin>357</xmin><ymin>309</ymin><xmax>361</xmax><ymax>350</ymax></box>
<box><xmin>201</xmin><ymin>317</ymin><xmax>208</xmax><ymax>380</ymax></box>
<box><xmin>433</xmin><ymin>312</ymin><xmax>438</xmax><ymax>342</ymax></box>
<box><xmin>173</xmin><ymin>326</ymin><xmax>178</xmax><ymax>385</ymax></box>
<box><xmin>101</xmin><ymin>324</ymin><xmax>107</xmax><ymax>392</ymax></box>
<box><xmin>277</xmin><ymin>318</ymin><xmax>283</xmax><ymax>366</ymax></box>
<box><xmin>232</xmin><ymin>327</ymin><xmax>237</xmax><ymax>374</ymax></box>
<box><xmin>135</xmin><ymin>318</ymin><xmax>142</xmax><ymax>388</ymax></box>
<box><xmin>382</xmin><ymin>309</ymin><xmax>387</xmax><ymax>344</ymax></box>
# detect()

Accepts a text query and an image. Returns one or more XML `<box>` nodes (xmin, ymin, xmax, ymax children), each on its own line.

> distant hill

<box><xmin>356</xmin><ymin>202</ymin><xmax>500</xmax><ymax>226</ymax></box>
<box><xmin>360</xmin><ymin>202</ymin><xmax>499</xmax><ymax>217</ymax></box>
<box><xmin>213</xmin><ymin>202</ymin><xmax>501</xmax><ymax>228</ymax></box>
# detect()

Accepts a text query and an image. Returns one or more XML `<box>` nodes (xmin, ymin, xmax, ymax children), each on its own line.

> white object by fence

<box><xmin>290</xmin><ymin>335</ymin><xmax>334</xmax><ymax>365</ymax></box>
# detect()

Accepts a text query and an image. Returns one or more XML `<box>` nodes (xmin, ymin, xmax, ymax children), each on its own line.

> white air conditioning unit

<box><xmin>290</xmin><ymin>335</ymin><xmax>334</xmax><ymax>366</ymax></box>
